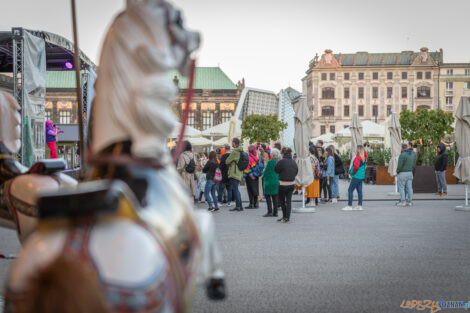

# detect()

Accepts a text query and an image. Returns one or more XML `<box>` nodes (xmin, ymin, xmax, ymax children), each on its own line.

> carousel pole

<box><xmin>70</xmin><ymin>0</ymin><xmax>85</xmax><ymax>175</ymax></box>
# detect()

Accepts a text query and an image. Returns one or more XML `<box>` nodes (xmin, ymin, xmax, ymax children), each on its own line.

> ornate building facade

<box><xmin>439</xmin><ymin>63</ymin><xmax>470</xmax><ymax>114</ymax></box>
<box><xmin>303</xmin><ymin>48</ymin><xmax>442</xmax><ymax>137</ymax></box>
<box><xmin>170</xmin><ymin>67</ymin><xmax>243</xmax><ymax>131</ymax></box>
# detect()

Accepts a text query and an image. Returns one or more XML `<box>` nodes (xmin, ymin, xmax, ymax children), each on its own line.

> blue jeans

<box><xmin>230</xmin><ymin>178</ymin><xmax>242</xmax><ymax>208</ymax></box>
<box><xmin>331</xmin><ymin>175</ymin><xmax>340</xmax><ymax>198</ymax></box>
<box><xmin>348</xmin><ymin>178</ymin><xmax>363</xmax><ymax>206</ymax></box>
<box><xmin>204</xmin><ymin>180</ymin><xmax>219</xmax><ymax>208</ymax></box>
<box><xmin>397</xmin><ymin>172</ymin><xmax>413</xmax><ymax>203</ymax></box>
<box><xmin>218</xmin><ymin>182</ymin><xmax>232</xmax><ymax>203</ymax></box>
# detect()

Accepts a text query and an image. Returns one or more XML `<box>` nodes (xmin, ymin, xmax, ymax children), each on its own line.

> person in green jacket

<box><xmin>396</xmin><ymin>142</ymin><xmax>416</xmax><ymax>206</ymax></box>
<box><xmin>225</xmin><ymin>137</ymin><xmax>244</xmax><ymax>211</ymax></box>
<box><xmin>262</xmin><ymin>148</ymin><xmax>281</xmax><ymax>217</ymax></box>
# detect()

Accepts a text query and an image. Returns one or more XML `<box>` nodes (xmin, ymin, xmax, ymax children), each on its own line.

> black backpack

<box><xmin>334</xmin><ymin>154</ymin><xmax>345</xmax><ymax>175</ymax></box>
<box><xmin>185</xmin><ymin>158</ymin><xmax>196</xmax><ymax>174</ymax></box>
<box><xmin>237</xmin><ymin>151</ymin><xmax>249</xmax><ymax>171</ymax></box>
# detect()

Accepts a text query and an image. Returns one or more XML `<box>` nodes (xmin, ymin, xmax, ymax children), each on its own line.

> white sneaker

<box><xmin>307</xmin><ymin>202</ymin><xmax>315</xmax><ymax>207</ymax></box>
<box><xmin>341</xmin><ymin>206</ymin><xmax>353</xmax><ymax>211</ymax></box>
<box><xmin>354</xmin><ymin>206</ymin><xmax>363</xmax><ymax>211</ymax></box>
<box><xmin>406</xmin><ymin>202</ymin><xmax>413</xmax><ymax>207</ymax></box>
<box><xmin>331</xmin><ymin>198</ymin><xmax>338</xmax><ymax>203</ymax></box>
<box><xmin>226</xmin><ymin>202</ymin><xmax>232</xmax><ymax>207</ymax></box>
<box><xmin>396</xmin><ymin>202</ymin><xmax>407</xmax><ymax>207</ymax></box>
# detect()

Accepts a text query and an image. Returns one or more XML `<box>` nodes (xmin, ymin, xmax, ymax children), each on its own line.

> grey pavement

<box><xmin>0</xmin><ymin>183</ymin><xmax>469</xmax><ymax>313</ymax></box>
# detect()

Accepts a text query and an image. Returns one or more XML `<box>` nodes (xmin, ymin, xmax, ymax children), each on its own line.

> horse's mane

<box><xmin>0</xmin><ymin>91</ymin><xmax>21</xmax><ymax>154</ymax></box>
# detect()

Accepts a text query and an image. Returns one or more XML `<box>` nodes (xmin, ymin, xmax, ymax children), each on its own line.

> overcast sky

<box><xmin>2</xmin><ymin>0</ymin><xmax>469</xmax><ymax>92</ymax></box>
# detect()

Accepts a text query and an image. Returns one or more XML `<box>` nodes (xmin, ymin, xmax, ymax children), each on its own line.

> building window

<box><xmin>358</xmin><ymin>72</ymin><xmax>364</xmax><ymax>80</ymax></box>
<box><xmin>446</xmin><ymin>97</ymin><xmax>453</xmax><ymax>105</ymax></box>
<box><xmin>330</xmin><ymin>125</ymin><xmax>335</xmax><ymax>134</ymax></box>
<box><xmin>466</xmin><ymin>82</ymin><xmax>470</xmax><ymax>89</ymax></box>
<box><xmin>321</xmin><ymin>73</ymin><xmax>327</xmax><ymax>80</ymax></box>
<box><xmin>372</xmin><ymin>105</ymin><xmax>378</xmax><ymax>117</ymax></box>
<box><xmin>202</xmin><ymin>112</ymin><xmax>214</xmax><ymax>130</ymax></box>
<box><xmin>59</xmin><ymin>110</ymin><xmax>71</xmax><ymax>124</ymax></box>
<box><xmin>387</xmin><ymin>105</ymin><xmax>392</xmax><ymax>116</ymax></box>
<box><xmin>188</xmin><ymin>112</ymin><xmax>196</xmax><ymax>128</ymax></box>
<box><xmin>358</xmin><ymin>87</ymin><xmax>364</xmax><ymax>99</ymax></box>
<box><xmin>465</xmin><ymin>69</ymin><xmax>470</xmax><ymax>75</ymax></box>
<box><xmin>372</xmin><ymin>87</ymin><xmax>378</xmax><ymax>99</ymax></box>
<box><xmin>344</xmin><ymin>87</ymin><xmax>350</xmax><ymax>99</ymax></box>
<box><xmin>387</xmin><ymin>72</ymin><xmax>393</xmax><ymax>80</ymax></box>
<box><xmin>221</xmin><ymin>111</ymin><xmax>232</xmax><ymax>123</ymax></box>
<box><xmin>322</xmin><ymin>87</ymin><xmax>335</xmax><ymax>99</ymax></box>
<box><xmin>344</xmin><ymin>105</ymin><xmax>350</xmax><ymax>117</ymax></box>
<box><xmin>401</xmin><ymin>86</ymin><xmax>407</xmax><ymax>98</ymax></box>
<box><xmin>401</xmin><ymin>105</ymin><xmax>408</xmax><ymax>111</ymax></box>
<box><xmin>330</xmin><ymin>73</ymin><xmax>335</xmax><ymax>80</ymax></box>
<box><xmin>425</xmin><ymin>71</ymin><xmax>431</xmax><ymax>79</ymax></box>
<box><xmin>387</xmin><ymin>87</ymin><xmax>393</xmax><ymax>98</ymax></box>
<box><xmin>45</xmin><ymin>110</ymin><xmax>52</xmax><ymax>121</ymax></box>
<box><xmin>417</xmin><ymin>72</ymin><xmax>423</xmax><ymax>79</ymax></box>
<box><xmin>417</xmin><ymin>86</ymin><xmax>431</xmax><ymax>98</ymax></box>
<box><xmin>321</xmin><ymin>106</ymin><xmax>334</xmax><ymax>116</ymax></box>
<box><xmin>373</xmin><ymin>72</ymin><xmax>378</xmax><ymax>80</ymax></box>
<box><xmin>446</xmin><ymin>82</ymin><xmax>453</xmax><ymax>90</ymax></box>
<box><xmin>344</xmin><ymin>73</ymin><xmax>350</xmax><ymax>80</ymax></box>
<box><xmin>320</xmin><ymin>125</ymin><xmax>326</xmax><ymax>135</ymax></box>
<box><xmin>402</xmin><ymin>72</ymin><xmax>407</xmax><ymax>79</ymax></box>
<box><xmin>447</xmin><ymin>69</ymin><xmax>453</xmax><ymax>75</ymax></box>
<box><xmin>358</xmin><ymin>105</ymin><xmax>364</xmax><ymax>116</ymax></box>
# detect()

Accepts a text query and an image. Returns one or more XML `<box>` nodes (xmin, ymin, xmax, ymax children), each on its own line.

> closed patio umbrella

<box><xmin>350</xmin><ymin>112</ymin><xmax>363</xmax><ymax>165</ymax></box>
<box><xmin>454</xmin><ymin>95</ymin><xmax>470</xmax><ymax>211</ymax></box>
<box><xmin>387</xmin><ymin>112</ymin><xmax>401</xmax><ymax>195</ymax></box>
<box><xmin>293</xmin><ymin>97</ymin><xmax>314</xmax><ymax>213</ymax></box>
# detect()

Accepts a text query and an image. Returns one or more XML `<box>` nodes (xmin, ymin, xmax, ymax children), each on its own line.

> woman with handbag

<box><xmin>304</xmin><ymin>146</ymin><xmax>321</xmax><ymax>207</ymax></box>
<box><xmin>203</xmin><ymin>151</ymin><xmax>222</xmax><ymax>212</ymax></box>
<box><xmin>262</xmin><ymin>148</ymin><xmax>281</xmax><ymax>217</ymax></box>
<box><xmin>342</xmin><ymin>145</ymin><xmax>367</xmax><ymax>211</ymax></box>
<box><xmin>244</xmin><ymin>145</ymin><xmax>261</xmax><ymax>209</ymax></box>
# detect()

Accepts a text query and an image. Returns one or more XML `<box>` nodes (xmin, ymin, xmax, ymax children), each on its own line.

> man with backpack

<box><xmin>225</xmin><ymin>137</ymin><xmax>248</xmax><ymax>211</ymax></box>
<box><xmin>176</xmin><ymin>140</ymin><xmax>196</xmax><ymax>200</ymax></box>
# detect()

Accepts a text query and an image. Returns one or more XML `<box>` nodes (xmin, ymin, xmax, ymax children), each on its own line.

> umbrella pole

<box><xmin>387</xmin><ymin>176</ymin><xmax>400</xmax><ymax>196</ymax></box>
<box><xmin>303</xmin><ymin>187</ymin><xmax>305</xmax><ymax>209</ymax></box>
<box><xmin>456</xmin><ymin>184</ymin><xmax>470</xmax><ymax>211</ymax></box>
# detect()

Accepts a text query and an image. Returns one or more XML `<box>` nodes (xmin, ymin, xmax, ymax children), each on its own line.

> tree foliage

<box><xmin>241</xmin><ymin>114</ymin><xmax>287</xmax><ymax>144</ymax></box>
<box><xmin>399</xmin><ymin>109</ymin><xmax>454</xmax><ymax>146</ymax></box>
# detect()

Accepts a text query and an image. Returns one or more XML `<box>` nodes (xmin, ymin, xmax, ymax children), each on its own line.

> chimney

<box><xmin>338</xmin><ymin>53</ymin><xmax>342</xmax><ymax>65</ymax></box>
<box><xmin>367</xmin><ymin>56</ymin><xmax>370</xmax><ymax>65</ymax></box>
<box><xmin>381</xmin><ymin>56</ymin><xmax>385</xmax><ymax>65</ymax></box>
<box><xmin>353</xmin><ymin>56</ymin><xmax>356</xmax><ymax>65</ymax></box>
<box><xmin>395</xmin><ymin>56</ymin><xmax>399</xmax><ymax>64</ymax></box>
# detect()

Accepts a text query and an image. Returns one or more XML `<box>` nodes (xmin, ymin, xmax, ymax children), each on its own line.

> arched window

<box><xmin>321</xmin><ymin>106</ymin><xmax>335</xmax><ymax>116</ymax></box>
<box><xmin>322</xmin><ymin>87</ymin><xmax>335</xmax><ymax>99</ymax></box>
<box><xmin>417</xmin><ymin>86</ymin><xmax>431</xmax><ymax>98</ymax></box>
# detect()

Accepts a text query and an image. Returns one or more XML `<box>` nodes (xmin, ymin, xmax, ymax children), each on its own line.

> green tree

<box><xmin>399</xmin><ymin>108</ymin><xmax>454</xmax><ymax>146</ymax></box>
<box><xmin>241</xmin><ymin>114</ymin><xmax>287</xmax><ymax>144</ymax></box>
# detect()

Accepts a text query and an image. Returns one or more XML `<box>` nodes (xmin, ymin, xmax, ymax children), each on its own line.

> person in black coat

<box><xmin>434</xmin><ymin>143</ymin><xmax>448</xmax><ymax>196</ymax></box>
<box><xmin>274</xmin><ymin>148</ymin><xmax>298</xmax><ymax>223</ymax></box>
<box><xmin>218</xmin><ymin>145</ymin><xmax>233</xmax><ymax>205</ymax></box>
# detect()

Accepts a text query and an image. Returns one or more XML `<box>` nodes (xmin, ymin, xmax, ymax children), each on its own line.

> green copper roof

<box><xmin>168</xmin><ymin>67</ymin><xmax>237</xmax><ymax>90</ymax></box>
<box><xmin>46</xmin><ymin>71</ymin><xmax>87</xmax><ymax>89</ymax></box>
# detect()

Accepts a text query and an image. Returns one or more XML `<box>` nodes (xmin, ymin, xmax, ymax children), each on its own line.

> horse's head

<box><xmin>0</xmin><ymin>91</ymin><xmax>21</xmax><ymax>154</ymax></box>
<box><xmin>90</xmin><ymin>0</ymin><xmax>200</xmax><ymax>161</ymax></box>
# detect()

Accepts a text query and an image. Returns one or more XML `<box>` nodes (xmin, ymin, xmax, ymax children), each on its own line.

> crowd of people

<box><xmin>176</xmin><ymin>137</ymin><xmax>450</xmax><ymax>222</ymax></box>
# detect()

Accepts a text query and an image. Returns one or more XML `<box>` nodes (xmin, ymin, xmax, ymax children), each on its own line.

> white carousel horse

<box><xmin>4</xmin><ymin>1</ymin><xmax>225</xmax><ymax>312</ymax></box>
<box><xmin>0</xmin><ymin>91</ymin><xmax>77</xmax><ymax>243</ymax></box>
